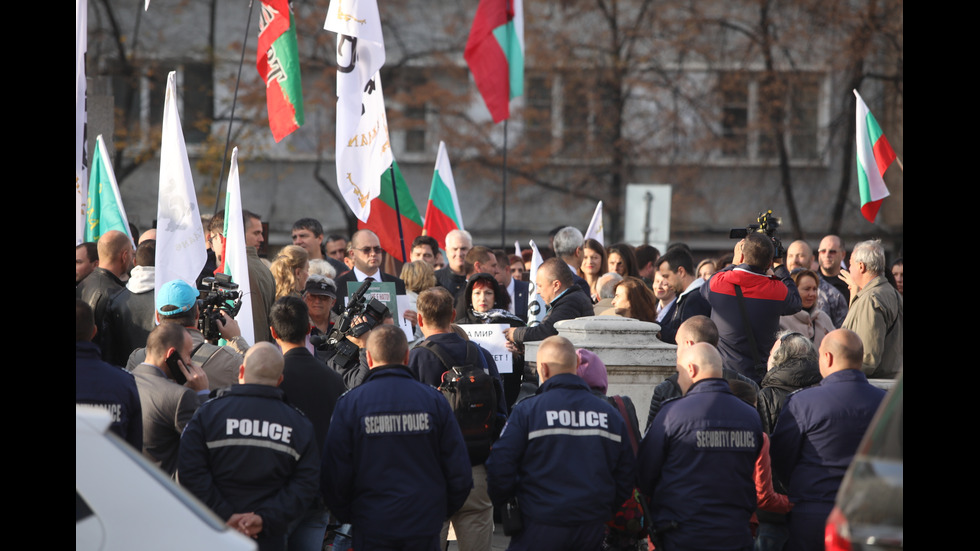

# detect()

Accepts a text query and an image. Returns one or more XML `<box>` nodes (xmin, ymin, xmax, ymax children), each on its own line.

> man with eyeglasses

<box><xmin>332</xmin><ymin>229</ymin><xmax>406</xmax><ymax>315</ymax></box>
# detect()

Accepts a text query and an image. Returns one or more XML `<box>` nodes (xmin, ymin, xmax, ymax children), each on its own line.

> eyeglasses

<box><xmin>356</xmin><ymin>246</ymin><xmax>384</xmax><ymax>255</ymax></box>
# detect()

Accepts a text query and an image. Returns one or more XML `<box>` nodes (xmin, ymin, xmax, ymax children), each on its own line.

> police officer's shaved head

<box><xmin>366</xmin><ymin>325</ymin><xmax>409</xmax><ymax>368</ymax></box>
<box><xmin>675</xmin><ymin>315</ymin><xmax>719</xmax><ymax>348</ymax></box>
<box><xmin>537</xmin><ymin>336</ymin><xmax>579</xmax><ymax>382</ymax></box>
<box><xmin>242</xmin><ymin>342</ymin><xmax>285</xmax><ymax>386</ymax></box>
<box><xmin>677</xmin><ymin>342</ymin><xmax>723</xmax><ymax>394</ymax></box>
<box><xmin>818</xmin><ymin>329</ymin><xmax>864</xmax><ymax>377</ymax></box>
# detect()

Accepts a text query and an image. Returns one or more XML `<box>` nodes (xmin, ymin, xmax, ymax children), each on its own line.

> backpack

<box><xmin>419</xmin><ymin>340</ymin><xmax>499</xmax><ymax>465</ymax></box>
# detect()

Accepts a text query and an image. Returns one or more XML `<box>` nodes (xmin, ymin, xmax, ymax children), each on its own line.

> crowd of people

<box><xmin>76</xmin><ymin>215</ymin><xmax>902</xmax><ymax>551</ymax></box>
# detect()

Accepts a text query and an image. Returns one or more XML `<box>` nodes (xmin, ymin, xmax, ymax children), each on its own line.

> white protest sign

<box><xmin>458</xmin><ymin>323</ymin><xmax>513</xmax><ymax>374</ymax></box>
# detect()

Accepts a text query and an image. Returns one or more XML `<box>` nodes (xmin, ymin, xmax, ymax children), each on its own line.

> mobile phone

<box><xmin>166</xmin><ymin>350</ymin><xmax>188</xmax><ymax>385</ymax></box>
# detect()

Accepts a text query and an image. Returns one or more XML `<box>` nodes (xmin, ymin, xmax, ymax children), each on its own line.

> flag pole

<box><xmin>213</xmin><ymin>0</ymin><xmax>256</xmax><ymax>215</ymax></box>
<box><xmin>390</xmin><ymin>165</ymin><xmax>408</xmax><ymax>262</ymax></box>
<box><xmin>501</xmin><ymin>119</ymin><xmax>508</xmax><ymax>248</ymax></box>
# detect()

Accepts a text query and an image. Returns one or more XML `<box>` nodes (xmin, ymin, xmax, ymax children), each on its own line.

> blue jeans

<box><xmin>287</xmin><ymin>506</ymin><xmax>329</xmax><ymax>551</ymax></box>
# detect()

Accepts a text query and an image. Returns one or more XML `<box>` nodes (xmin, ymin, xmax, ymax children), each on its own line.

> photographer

<box><xmin>316</xmin><ymin>280</ymin><xmax>394</xmax><ymax>390</ymax></box>
<box><xmin>126</xmin><ymin>280</ymin><xmax>249</xmax><ymax>391</ymax></box>
<box><xmin>701</xmin><ymin>233</ymin><xmax>801</xmax><ymax>383</ymax></box>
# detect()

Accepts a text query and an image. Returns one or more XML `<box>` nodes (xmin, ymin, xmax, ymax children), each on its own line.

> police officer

<box><xmin>486</xmin><ymin>336</ymin><xmax>635</xmax><ymax>551</ymax></box>
<box><xmin>638</xmin><ymin>343</ymin><xmax>763</xmax><ymax>551</ymax></box>
<box><xmin>177</xmin><ymin>343</ymin><xmax>320</xmax><ymax>551</ymax></box>
<box><xmin>321</xmin><ymin>325</ymin><xmax>473</xmax><ymax>551</ymax></box>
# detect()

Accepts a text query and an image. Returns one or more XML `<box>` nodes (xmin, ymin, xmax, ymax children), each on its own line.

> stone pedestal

<box><xmin>525</xmin><ymin>315</ymin><xmax>677</xmax><ymax>430</ymax></box>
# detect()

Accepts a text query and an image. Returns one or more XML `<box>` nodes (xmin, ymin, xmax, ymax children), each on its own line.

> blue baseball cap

<box><xmin>156</xmin><ymin>280</ymin><xmax>199</xmax><ymax>316</ymax></box>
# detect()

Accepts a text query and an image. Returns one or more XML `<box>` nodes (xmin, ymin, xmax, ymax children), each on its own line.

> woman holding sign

<box><xmin>454</xmin><ymin>273</ymin><xmax>527</xmax><ymax>408</ymax></box>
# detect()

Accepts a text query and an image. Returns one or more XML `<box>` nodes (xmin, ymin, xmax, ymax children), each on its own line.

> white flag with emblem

<box><xmin>325</xmin><ymin>0</ymin><xmax>392</xmax><ymax>222</ymax></box>
<box><xmin>584</xmin><ymin>200</ymin><xmax>604</xmax><ymax>246</ymax></box>
<box><xmin>155</xmin><ymin>71</ymin><xmax>207</xmax><ymax>296</ymax></box>
<box><xmin>527</xmin><ymin>240</ymin><xmax>547</xmax><ymax>327</ymax></box>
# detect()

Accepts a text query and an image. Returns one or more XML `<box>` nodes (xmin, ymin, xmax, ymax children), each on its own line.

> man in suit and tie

<box><xmin>495</xmin><ymin>250</ymin><xmax>529</xmax><ymax>323</ymax></box>
<box><xmin>332</xmin><ymin>229</ymin><xmax>407</xmax><ymax>316</ymax></box>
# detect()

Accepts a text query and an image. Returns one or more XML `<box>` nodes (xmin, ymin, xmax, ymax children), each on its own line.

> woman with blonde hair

<box><xmin>270</xmin><ymin>245</ymin><xmax>310</xmax><ymax>300</ymax></box>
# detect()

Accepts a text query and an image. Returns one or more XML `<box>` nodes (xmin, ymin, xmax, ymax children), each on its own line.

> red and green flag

<box><xmin>257</xmin><ymin>0</ymin><xmax>304</xmax><ymax>142</ymax></box>
<box><xmin>423</xmin><ymin>141</ymin><xmax>464</xmax><ymax>250</ymax></box>
<box><xmin>853</xmin><ymin>89</ymin><xmax>897</xmax><ymax>223</ymax></box>
<box><xmin>359</xmin><ymin>159</ymin><xmax>423</xmax><ymax>262</ymax></box>
<box><xmin>464</xmin><ymin>0</ymin><xmax>524</xmax><ymax>123</ymax></box>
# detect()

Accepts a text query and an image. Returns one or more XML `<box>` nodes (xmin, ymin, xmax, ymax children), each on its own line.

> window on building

<box><xmin>521</xmin><ymin>71</ymin><xmax>618</xmax><ymax>159</ymax></box>
<box><xmin>719</xmin><ymin>71</ymin><xmax>822</xmax><ymax>162</ymax></box>
<box><xmin>109</xmin><ymin>61</ymin><xmax>213</xmax><ymax>146</ymax></box>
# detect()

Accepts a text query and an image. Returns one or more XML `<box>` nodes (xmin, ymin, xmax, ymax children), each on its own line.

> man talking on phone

<box><xmin>132</xmin><ymin>322</ymin><xmax>210</xmax><ymax>477</ymax></box>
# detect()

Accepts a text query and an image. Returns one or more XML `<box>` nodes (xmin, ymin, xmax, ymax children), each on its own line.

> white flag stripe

<box><xmin>223</xmin><ymin>148</ymin><xmax>255</xmax><ymax>345</ymax></box>
<box><xmin>584</xmin><ymin>200</ymin><xmax>604</xmax><ymax>246</ymax></box>
<box><xmin>155</xmin><ymin>71</ymin><xmax>207</xmax><ymax>297</ymax></box>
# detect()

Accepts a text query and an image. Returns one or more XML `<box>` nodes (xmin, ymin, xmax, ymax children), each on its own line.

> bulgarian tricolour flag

<box><xmin>423</xmin><ymin>142</ymin><xmax>465</xmax><ymax>250</ymax></box>
<box><xmin>358</xmin><ymin>160</ymin><xmax>424</xmax><ymax>262</ymax></box>
<box><xmin>854</xmin><ymin>90</ymin><xmax>897</xmax><ymax>223</ymax></box>
<box><xmin>464</xmin><ymin>0</ymin><xmax>524</xmax><ymax>123</ymax></box>
<box><xmin>257</xmin><ymin>0</ymin><xmax>304</xmax><ymax>142</ymax></box>
<box><xmin>217</xmin><ymin>147</ymin><xmax>255</xmax><ymax>345</ymax></box>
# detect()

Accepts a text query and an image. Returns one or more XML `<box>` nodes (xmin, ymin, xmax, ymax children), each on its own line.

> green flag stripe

<box><xmin>492</xmin><ymin>21</ymin><xmax>524</xmax><ymax>98</ymax></box>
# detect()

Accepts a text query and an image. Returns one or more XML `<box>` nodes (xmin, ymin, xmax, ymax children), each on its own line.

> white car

<box><xmin>76</xmin><ymin>406</ymin><xmax>256</xmax><ymax>551</ymax></box>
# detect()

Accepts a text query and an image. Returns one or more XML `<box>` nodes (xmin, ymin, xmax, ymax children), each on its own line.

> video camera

<box><xmin>729</xmin><ymin>209</ymin><xmax>785</xmax><ymax>260</ymax></box>
<box><xmin>198</xmin><ymin>273</ymin><xmax>243</xmax><ymax>343</ymax></box>
<box><xmin>311</xmin><ymin>280</ymin><xmax>390</xmax><ymax>369</ymax></box>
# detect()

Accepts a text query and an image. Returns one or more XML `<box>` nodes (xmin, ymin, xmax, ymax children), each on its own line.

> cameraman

<box><xmin>700</xmin><ymin>233</ymin><xmax>801</xmax><ymax>383</ymax></box>
<box><xmin>126</xmin><ymin>280</ymin><xmax>249</xmax><ymax>391</ymax></box>
<box><xmin>322</xmin><ymin>309</ymin><xmax>395</xmax><ymax>390</ymax></box>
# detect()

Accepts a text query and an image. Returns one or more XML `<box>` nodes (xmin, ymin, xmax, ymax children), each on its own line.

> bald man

<box><xmin>638</xmin><ymin>342</ymin><xmax>763</xmax><ymax>551</ymax></box>
<box><xmin>486</xmin><ymin>336</ymin><xmax>634</xmax><ymax>551</ymax></box>
<box><xmin>77</xmin><ymin>229</ymin><xmax>134</xmax><ymax>347</ymax></box>
<box><xmin>322</xmin><ymin>325</ymin><xmax>472</xmax><ymax>550</ymax></box>
<box><xmin>769</xmin><ymin>330</ymin><xmax>886</xmax><ymax>551</ymax></box>
<box><xmin>504</xmin><ymin>258</ymin><xmax>594</xmax><ymax>346</ymax></box>
<box><xmin>178</xmin><ymin>342</ymin><xmax>319</xmax><ymax>551</ymax></box>
<box><xmin>645</xmin><ymin>315</ymin><xmax>758</xmax><ymax>430</ymax></box>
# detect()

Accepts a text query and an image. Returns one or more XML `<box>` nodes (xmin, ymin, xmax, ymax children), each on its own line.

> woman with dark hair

<box><xmin>606</xmin><ymin>243</ymin><xmax>640</xmax><ymax>278</ymax></box>
<box><xmin>454</xmin><ymin>273</ymin><xmax>527</xmax><ymax>408</ymax></box>
<box><xmin>579</xmin><ymin>238</ymin><xmax>607</xmax><ymax>302</ymax></box>
<box><xmin>779</xmin><ymin>270</ymin><xmax>834</xmax><ymax>348</ymax></box>
<box><xmin>611</xmin><ymin>276</ymin><xmax>659</xmax><ymax>323</ymax></box>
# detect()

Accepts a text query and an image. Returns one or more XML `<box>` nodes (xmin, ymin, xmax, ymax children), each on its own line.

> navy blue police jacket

<box><xmin>485</xmin><ymin>373</ymin><xmax>635</xmax><ymax>525</ymax></box>
<box><xmin>321</xmin><ymin>365</ymin><xmax>473</xmax><ymax>539</ymax></box>
<box><xmin>769</xmin><ymin>369</ymin><xmax>885</xmax><ymax>514</ymax></box>
<box><xmin>75</xmin><ymin>341</ymin><xmax>143</xmax><ymax>451</ymax></box>
<box><xmin>177</xmin><ymin>384</ymin><xmax>320</xmax><ymax>541</ymax></box>
<box><xmin>638</xmin><ymin>378</ymin><xmax>762</xmax><ymax>550</ymax></box>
